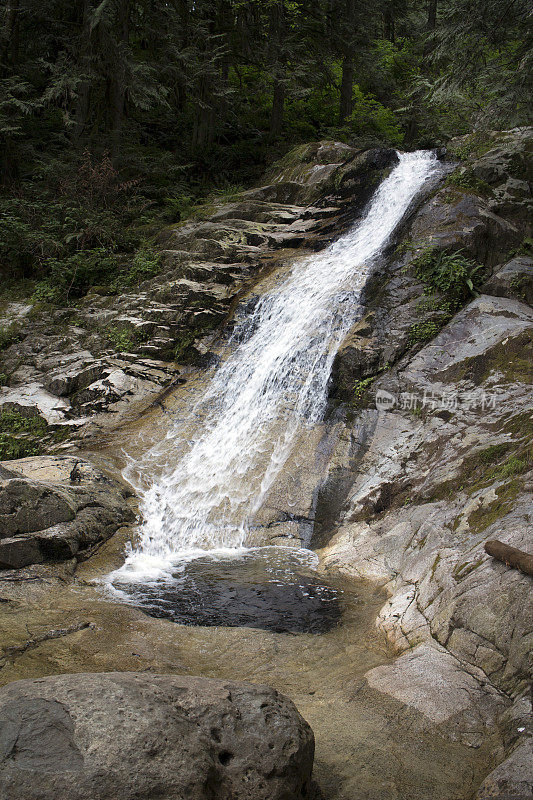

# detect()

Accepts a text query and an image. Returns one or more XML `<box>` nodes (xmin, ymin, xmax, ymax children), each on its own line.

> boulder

<box><xmin>0</xmin><ymin>672</ymin><xmax>315</xmax><ymax>800</ymax></box>
<box><xmin>0</xmin><ymin>456</ymin><xmax>135</xmax><ymax>569</ymax></box>
<box><xmin>482</xmin><ymin>255</ymin><xmax>533</xmax><ymax>306</ymax></box>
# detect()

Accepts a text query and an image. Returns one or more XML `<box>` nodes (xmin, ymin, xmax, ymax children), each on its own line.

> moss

<box><xmin>491</xmin><ymin>454</ymin><xmax>530</xmax><ymax>480</ymax></box>
<box><xmin>0</xmin><ymin>433</ymin><xmax>42</xmax><ymax>460</ymax></box>
<box><xmin>428</xmin><ymin>437</ymin><xmax>530</xmax><ymax>502</ymax></box>
<box><xmin>453</xmin><ymin>558</ymin><xmax>484</xmax><ymax>581</ymax></box>
<box><xmin>430</xmin><ymin>553</ymin><xmax>441</xmax><ymax>579</ymax></box>
<box><xmin>502</xmin><ymin>411</ymin><xmax>533</xmax><ymax>440</ymax></box>
<box><xmin>0</xmin><ymin>411</ymin><xmax>48</xmax><ymax>435</ymax></box>
<box><xmin>445</xmin><ymin>169</ymin><xmax>493</xmax><ymax>197</ymax></box>
<box><xmin>441</xmin><ymin>329</ymin><xmax>533</xmax><ymax>386</ymax></box>
<box><xmin>466</xmin><ymin>480</ymin><xmax>520</xmax><ymax>533</ymax></box>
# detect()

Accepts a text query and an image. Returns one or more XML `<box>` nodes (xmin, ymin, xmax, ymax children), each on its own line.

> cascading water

<box><xmin>112</xmin><ymin>150</ymin><xmax>440</xmax><ymax>592</ymax></box>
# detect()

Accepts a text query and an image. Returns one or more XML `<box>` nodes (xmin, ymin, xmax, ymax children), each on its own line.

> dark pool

<box><xmin>112</xmin><ymin>547</ymin><xmax>342</xmax><ymax>634</ymax></box>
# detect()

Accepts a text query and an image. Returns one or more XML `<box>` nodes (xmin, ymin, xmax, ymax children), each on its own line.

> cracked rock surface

<box><xmin>0</xmin><ymin>456</ymin><xmax>135</xmax><ymax>569</ymax></box>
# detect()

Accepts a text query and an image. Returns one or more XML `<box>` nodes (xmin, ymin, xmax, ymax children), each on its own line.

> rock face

<box><xmin>313</xmin><ymin>128</ymin><xmax>533</xmax><ymax>798</ymax></box>
<box><xmin>0</xmin><ymin>456</ymin><xmax>135</xmax><ymax>569</ymax></box>
<box><xmin>0</xmin><ymin>672</ymin><xmax>314</xmax><ymax>800</ymax></box>
<box><xmin>319</xmin><ymin>132</ymin><xmax>533</xmax><ymax>698</ymax></box>
<box><xmin>475</xmin><ymin>739</ymin><xmax>533</xmax><ymax>799</ymax></box>
<box><xmin>481</xmin><ymin>254</ymin><xmax>533</xmax><ymax>305</ymax></box>
<box><xmin>0</xmin><ymin>140</ymin><xmax>397</xmax><ymax>443</ymax></box>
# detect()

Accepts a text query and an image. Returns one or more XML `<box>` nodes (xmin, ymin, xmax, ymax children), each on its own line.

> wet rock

<box><xmin>0</xmin><ymin>478</ymin><xmax>75</xmax><ymax>536</ymax></box>
<box><xmin>409</xmin><ymin>189</ymin><xmax>520</xmax><ymax>266</ymax></box>
<box><xmin>0</xmin><ymin>384</ymin><xmax>70</xmax><ymax>424</ymax></box>
<box><xmin>0</xmin><ymin>456</ymin><xmax>134</xmax><ymax>569</ymax></box>
<box><xmin>333</xmin><ymin>147</ymin><xmax>398</xmax><ymax>201</ymax></box>
<box><xmin>0</xmin><ymin>671</ymin><xmax>315</xmax><ymax>800</ymax></box>
<box><xmin>320</xmin><ymin>291</ymin><xmax>533</xmax><ymax>696</ymax></box>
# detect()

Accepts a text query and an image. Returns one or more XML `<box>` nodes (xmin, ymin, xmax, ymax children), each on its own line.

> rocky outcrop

<box><xmin>0</xmin><ymin>456</ymin><xmax>135</xmax><ymax>568</ymax></box>
<box><xmin>321</xmin><ymin>130</ymin><xmax>533</xmax><ymax>695</ymax></box>
<box><xmin>0</xmin><ymin>141</ymin><xmax>397</xmax><ymax>447</ymax></box>
<box><xmin>481</xmin><ymin>254</ymin><xmax>533</xmax><ymax>305</ymax></box>
<box><xmin>310</xmin><ymin>129</ymin><xmax>533</xmax><ymax>799</ymax></box>
<box><xmin>0</xmin><ymin>671</ymin><xmax>314</xmax><ymax>800</ymax></box>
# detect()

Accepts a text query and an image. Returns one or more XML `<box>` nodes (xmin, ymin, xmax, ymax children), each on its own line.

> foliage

<box><xmin>0</xmin><ymin>433</ymin><xmax>41</xmax><ymax>460</ymax></box>
<box><xmin>408</xmin><ymin>319</ymin><xmax>444</xmax><ymax>344</ymax></box>
<box><xmin>107</xmin><ymin>327</ymin><xmax>137</xmax><ymax>353</ymax></box>
<box><xmin>0</xmin><ymin>324</ymin><xmax>22</xmax><ymax>350</ymax></box>
<box><xmin>447</xmin><ymin>132</ymin><xmax>494</xmax><ymax>161</ymax></box>
<box><xmin>445</xmin><ymin>169</ymin><xmax>492</xmax><ymax>196</ymax></box>
<box><xmin>0</xmin><ymin>411</ymin><xmax>48</xmax><ymax>435</ymax></box>
<box><xmin>413</xmin><ymin>247</ymin><xmax>485</xmax><ymax>307</ymax></box>
<box><xmin>174</xmin><ymin>331</ymin><xmax>200</xmax><ymax>363</ymax></box>
<box><xmin>0</xmin><ymin>0</ymin><xmax>530</xmax><ymax>304</ymax></box>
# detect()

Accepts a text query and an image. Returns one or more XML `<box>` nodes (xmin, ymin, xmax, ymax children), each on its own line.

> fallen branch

<box><xmin>485</xmin><ymin>540</ymin><xmax>533</xmax><ymax>577</ymax></box>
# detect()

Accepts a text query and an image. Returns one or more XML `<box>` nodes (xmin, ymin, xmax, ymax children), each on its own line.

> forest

<box><xmin>0</xmin><ymin>0</ymin><xmax>531</xmax><ymax>301</ymax></box>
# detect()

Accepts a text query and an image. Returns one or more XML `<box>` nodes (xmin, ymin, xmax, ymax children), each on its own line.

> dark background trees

<box><xmin>0</xmin><ymin>0</ymin><xmax>531</xmax><ymax>293</ymax></box>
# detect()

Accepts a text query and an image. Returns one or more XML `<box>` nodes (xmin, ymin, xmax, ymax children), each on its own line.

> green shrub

<box><xmin>0</xmin><ymin>433</ymin><xmax>41</xmax><ymax>460</ymax></box>
<box><xmin>107</xmin><ymin>327</ymin><xmax>136</xmax><ymax>353</ymax></box>
<box><xmin>0</xmin><ymin>324</ymin><xmax>22</xmax><ymax>350</ymax></box>
<box><xmin>122</xmin><ymin>244</ymin><xmax>162</xmax><ymax>286</ymax></box>
<box><xmin>0</xmin><ymin>410</ymin><xmax>48</xmax><ymax>434</ymax></box>
<box><xmin>173</xmin><ymin>331</ymin><xmax>198</xmax><ymax>363</ymax></box>
<box><xmin>408</xmin><ymin>319</ymin><xmax>444</xmax><ymax>344</ymax></box>
<box><xmin>413</xmin><ymin>247</ymin><xmax>485</xmax><ymax>307</ymax></box>
<box><xmin>448</xmin><ymin>132</ymin><xmax>494</xmax><ymax>161</ymax></box>
<box><xmin>445</xmin><ymin>170</ymin><xmax>492</xmax><ymax>196</ymax></box>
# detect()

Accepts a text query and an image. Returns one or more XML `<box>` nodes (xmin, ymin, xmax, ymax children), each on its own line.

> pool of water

<box><xmin>110</xmin><ymin>547</ymin><xmax>343</xmax><ymax>634</ymax></box>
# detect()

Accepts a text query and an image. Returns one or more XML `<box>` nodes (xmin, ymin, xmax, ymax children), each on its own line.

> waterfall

<box><xmin>114</xmin><ymin>151</ymin><xmax>440</xmax><ymax>579</ymax></box>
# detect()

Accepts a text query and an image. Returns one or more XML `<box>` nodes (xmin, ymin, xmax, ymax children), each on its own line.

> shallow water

<box><xmin>111</xmin><ymin>546</ymin><xmax>342</xmax><ymax>633</ymax></box>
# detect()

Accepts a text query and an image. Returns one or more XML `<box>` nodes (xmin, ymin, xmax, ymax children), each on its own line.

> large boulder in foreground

<box><xmin>0</xmin><ymin>456</ymin><xmax>135</xmax><ymax>569</ymax></box>
<box><xmin>0</xmin><ymin>672</ymin><xmax>315</xmax><ymax>800</ymax></box>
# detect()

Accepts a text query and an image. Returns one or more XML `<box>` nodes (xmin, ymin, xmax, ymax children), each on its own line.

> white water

<box><xmin>113</xmin><ymin>151</ymin><xmax>439</xmax><ymax>581</ymax></box>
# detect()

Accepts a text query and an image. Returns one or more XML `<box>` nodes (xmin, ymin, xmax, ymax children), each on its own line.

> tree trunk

<box><xmin>73</xmin><ymin>0</ymin><xmax>92</xmax><ymax>141</ymax></box>
<box><xmin>268</xmin><ymin>1</ymin><xmax>286</xmax><ymax>139</ymax></box>
<box><xmin>269</xmin><ymin>78</ymin><xmax>285</xmax><ymax>138</ymax></box>
<box><xmin>338</xmin><ymin>55</ymin><xmax>354</xmax><ymax>124</ymax></box>
<box><xmin>485</xmin><ymin>540</ymin><xmax>533</xmax><ymax>577</ymax></box>
<box><xmin>0</xmin><ymin>0</ymin><xmax>20</xmax><ymax>75</ymax></box>
<box><xmin>109</xmin><ymin>0</ymin><xmax>131</xmax><ymax>158</ymax></box>
<box><xmin>423</xmin><ymin>0</ymin><xmax>438</xmax><ymax>57</ymax></box>
<box><xmin>192</xmin><ymin>73</ymin><xmax>215</xmax><ymax>149</ymax></box>
<box><xmin>384</xmin><ymin>3</ymin><xmax>395</xmax><ymax>43</ymax></box>
<box><xmin>427</xmin><ymin>0</ymin><xmax>438</xmax><ymax>31</ymax></box>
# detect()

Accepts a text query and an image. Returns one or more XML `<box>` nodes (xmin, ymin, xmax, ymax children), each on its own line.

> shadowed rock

<box><xmin>0</xmin><ymin>672</ymin><xmax>315</xmax><ymax>800</ymax></box>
